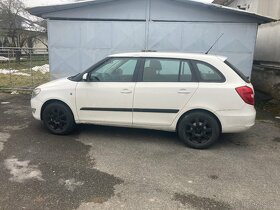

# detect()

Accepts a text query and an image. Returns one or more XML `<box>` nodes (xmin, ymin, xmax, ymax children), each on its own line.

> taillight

<box><xmin>235</xmin><ymin>86</ymin><xmax>255</xmax><ymax>105</ymax></box>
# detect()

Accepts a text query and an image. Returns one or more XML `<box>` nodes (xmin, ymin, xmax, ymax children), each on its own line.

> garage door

<box><xmin>48</xmin><ymin>20</ymin><xmax>257</xmax><ymax>78</ymax></box>
<box><xmin>48</xmin><ymin>20</ymin><xmax>146</xmax><ymax>78</ymax></box>
<box><xmin>147</xmin><ymin>22</ymin><xmax>257</xmax><ymax>77</ymax></box>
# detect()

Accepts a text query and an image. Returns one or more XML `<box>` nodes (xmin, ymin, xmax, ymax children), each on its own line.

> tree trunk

<box><xmin>15</xmin><ymin>48</ymin><xmax>21</xmax><ymax>63</ymax></box>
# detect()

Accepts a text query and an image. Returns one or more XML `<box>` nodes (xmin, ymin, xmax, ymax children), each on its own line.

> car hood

<box><xmin>38</xmin><ymin>77</ymin><xmax>76</xmax><ymax>89</ymax></box>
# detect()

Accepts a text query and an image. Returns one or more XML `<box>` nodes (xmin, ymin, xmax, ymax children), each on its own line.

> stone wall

<box><xmin>252</xmin><ymin>65</ymin><xmax>280</xmax><ymax>100</ymax></box>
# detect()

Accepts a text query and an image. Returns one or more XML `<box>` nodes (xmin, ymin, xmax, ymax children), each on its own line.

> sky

<box><xmin>23</xmin><ymin>0</ymin><xmax>213</xmax><ymax>7</ymax></box>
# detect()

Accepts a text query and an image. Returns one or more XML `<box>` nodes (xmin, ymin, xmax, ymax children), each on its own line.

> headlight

<box><xmin>32</xmin><ymin>88</ymin><xmax>41</xmax><ymax>98</ymax></box>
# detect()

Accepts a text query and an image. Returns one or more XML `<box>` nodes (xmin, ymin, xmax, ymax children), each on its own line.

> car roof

<box><xmin>109</xmin><ymin>52</ymin><xmax>227</xmax><ymax>61</ymax></box>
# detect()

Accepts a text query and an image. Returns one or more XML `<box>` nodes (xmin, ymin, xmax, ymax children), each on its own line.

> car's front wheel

<box><xmin>42</xmin><ymin>102</ymin><xmax>75</xmax><ymax>135</ymax></box>
<box><xmin>177</xmin><ymin>111</ymin><xmax>221</xmax><ymax>149</ymax></box>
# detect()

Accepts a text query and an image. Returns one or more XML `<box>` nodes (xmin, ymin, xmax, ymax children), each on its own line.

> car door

<box><xmin>133</xmin><ymin>58</ymin><xmax>199</xmax><ymax>126</ymax></box>
<box><xmin>76</xmin><ymin>57</ymin><xmax>139</xmax><ymax>125</ymax></box>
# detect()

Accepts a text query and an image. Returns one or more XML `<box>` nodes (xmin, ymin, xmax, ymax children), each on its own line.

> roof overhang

<box><xmin>176</xmin><ymin>0</ymin><xmax>276</xmax><ymax>24</ymax></box>
<box><xmin>27</xmin><ymin>0</ymin><xmax>276</xmax><ymax>25</ymax></box>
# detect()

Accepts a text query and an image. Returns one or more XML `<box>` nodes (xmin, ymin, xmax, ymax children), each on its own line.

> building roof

<box><xmin>27</xmin><ymin>0</ymin><xmax>275</xmax><ymax>24</ymax></box>
<box><xmin>212</xmin><ymin>0</ymin><xmax>235</xmax><ymax>6</ymax></box>
<box><xmin>0</xmin><ymin>1</ymin><xmax>46</xmax><ymax>32</ymax></box>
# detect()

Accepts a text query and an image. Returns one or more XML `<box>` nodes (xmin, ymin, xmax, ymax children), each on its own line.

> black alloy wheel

<box><xmin>177</xmin><ymin>111</ymin><xmax>220</xmax><ymax>149</ymax></box>
<box><xmin>42</xmin><ymin>102</ymin><xmax>75</xmax><ymax>135</ymax></box>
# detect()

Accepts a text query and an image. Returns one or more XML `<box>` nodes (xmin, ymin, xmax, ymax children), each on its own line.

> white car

<box><xmin>31</xmin><ymin>52</ymin><xmax>256</xmax><ymax>149</ymax></box>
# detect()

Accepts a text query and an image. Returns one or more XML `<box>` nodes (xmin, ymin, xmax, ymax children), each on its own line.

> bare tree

<box><xmin>0</xmin><ymin>0</ymin><xmax>48</xmax><ymax>61</ymax></box>
<box><xmin>0</xmin><ymin>0</ymin><xmax>25</xmax><ymax>47</ymax></box>
<box><xmin>33</xmin><ymin>19</ymin><xmax>48</xmax><ymax>48</ymax></box>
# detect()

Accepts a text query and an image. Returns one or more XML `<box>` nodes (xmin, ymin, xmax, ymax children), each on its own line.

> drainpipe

<box><xmin>145</xmin><ymin>0</ymin><xmax>151</xmax><ymax>50</ymax></box>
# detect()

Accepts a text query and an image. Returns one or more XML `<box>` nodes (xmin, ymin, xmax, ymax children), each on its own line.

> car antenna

<box><xmin>205</xmin><ymin>33</ymin><xmax>224</xmax><ymax>54</ymax></box>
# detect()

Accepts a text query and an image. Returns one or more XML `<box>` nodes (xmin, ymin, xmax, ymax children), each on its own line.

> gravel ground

<box><xmin>0</xmin><ymin>93</ymin><xmax>279</xmax><ymax>210</ymax></box>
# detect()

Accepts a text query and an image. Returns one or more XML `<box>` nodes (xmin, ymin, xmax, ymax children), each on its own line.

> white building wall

<box><xmin>228</xmin><ymin>0</ymin><xmax>280</xmax><ymax>19</ymax></box>
<box><xmin>256</xmin><ymin>0</ymin><xmax>280</xmax><ymax>19</ymax></box>
<box><xmin>255</xmin><ymin>21</ymin><xmax>280</xmax><ymax>62</ymax></box>
<box><xmin>227</xmin><ymin>0</ymin><xmax>280</xmax><ymax>63</ymax></box>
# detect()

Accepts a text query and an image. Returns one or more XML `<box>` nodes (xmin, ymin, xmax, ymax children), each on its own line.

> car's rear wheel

<box><xmin>177</xmin><ymin>111</ymin><xmax>220</xmax><ymax>149</ymax></box>
<box><xmin>42</xmin><ymin>102</ymin><xmax>75</xmax><ymax>135</ymax></box>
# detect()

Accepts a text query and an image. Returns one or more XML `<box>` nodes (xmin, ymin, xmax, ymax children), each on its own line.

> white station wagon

<box><xmin>31</xmin><ymin>52</ymin><xmax>256</xmax><ymax>149</ymax></box>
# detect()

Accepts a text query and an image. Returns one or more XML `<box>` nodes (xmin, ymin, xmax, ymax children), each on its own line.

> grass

<box><xmin>0</xmin><ymin>56</ymin><xmax>48</xmax><ymax>70</ymax></box>
<box><xmin>0</xmin><ymin>71</ymin><xmax>50</xmax><ymax>89</ymax></box>
<box><xmin>255</xmin><ymin>91</ymin><xmax>280</xmax><ymax>121</ymax></box>
<box><xmin>0</xmin><ymin>58</ymin><xmax>50</xmax><ymax>89</ymax></box>
<box><xmin>256</xmin><ymin>99</ymin><xmax>280</xmax><ymax>117</ymax></box>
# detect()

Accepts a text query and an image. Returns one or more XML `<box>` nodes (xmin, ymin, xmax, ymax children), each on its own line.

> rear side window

<box><xmin>143</xmin><ymin>59</ymin><xmax>180</xmax><ymax>82</ymax></box>
<box><xmin>142</xmin><ymin>59</ymin><xmax>195</xmax><ymax>82</ymax></box>
<box><xmin>194</xmin><ymin>61</ymin><xmax>225</xmax><ymax>82</ymax></box>
<box><xmin>225</xmin><ymin>60</ymin><xmax>250</xmax><ymax>83</ymax></box>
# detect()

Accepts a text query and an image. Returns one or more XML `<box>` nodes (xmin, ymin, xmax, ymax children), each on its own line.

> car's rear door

<box><xmin>132</xmin><ymin>58</ymin><xmax>199</xmax><ymax>126</ymax></box>
<box><xmin>76</xmin><ymin>57</ymin><xmax>139</xmax><ymax>125</ymax></box>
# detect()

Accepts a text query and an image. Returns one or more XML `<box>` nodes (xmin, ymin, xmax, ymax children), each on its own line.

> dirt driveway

<box><xmin>0</xmin><ymin>93</ymin><xmax>279</xmax><ymax>210</ymax></box>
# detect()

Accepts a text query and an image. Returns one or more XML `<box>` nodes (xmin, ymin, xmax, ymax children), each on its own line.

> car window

<box><xmin>224</xmin><ymin>60</ymin><xmax>250</xmax><ymax>83</ymax></box>
<box><xmin>195</xmin><ymin>61</ymin><xmax>224</xmax><ymax>82</ymax></box>
<box><xmin>180</xmin><ymin>61</ymin><xmax>193</xmax><ymax>82</ymax></box>
<box><xmin>143</xmin><ymin>59</ymin><xmax>180</xmax><ymax>82</ymax></box>
<box><xmin>89</xmin><ymin>58</ymin><xmax>137</xmax><ymax>82</ymax></box>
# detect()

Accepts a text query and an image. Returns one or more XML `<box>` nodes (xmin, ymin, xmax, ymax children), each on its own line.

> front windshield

<box><xmin>67</xmin><ymin>58</ymin><xmax>109</xmax><ymax>81</ymax></box>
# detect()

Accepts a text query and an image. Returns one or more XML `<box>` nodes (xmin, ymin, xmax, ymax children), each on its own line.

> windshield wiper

<box><xmin>91</xmin><ymin>75</ymin><xmax>100</xmax><ymax>82</ymax></box>
<box><xmin>68</xmin><ymin>73</ymin><xmax>80</xmax><ymax>79</ymax></box>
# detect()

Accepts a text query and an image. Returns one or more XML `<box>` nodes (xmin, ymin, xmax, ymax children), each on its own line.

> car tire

<box><xmin>42</xmin><ymin>102</ymin><xmax>75</xmax><ymax>135</ymax></box>
<box><xmin>177</xmin><ymin>111</ymin><xmax>220</xmax><ymax>149</ymax></box>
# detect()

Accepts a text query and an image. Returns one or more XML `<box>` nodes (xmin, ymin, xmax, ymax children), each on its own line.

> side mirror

<box><xmin>82</xmin><ymin>73</ymin><xmax>88</xmax><ymax>81</ymax></box>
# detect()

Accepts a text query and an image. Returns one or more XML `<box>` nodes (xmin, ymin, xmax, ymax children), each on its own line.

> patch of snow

<box><xmin>20</xmin><ymin>10</ymin><xmax>42</xmax><ymax>23</ymax></box>
<box><xmin>0</xmin><ymin>65</ymin><xmax>49</xmax><ymax>76</ymax></box>
<box><xmin>21</xmin><ymin>19</ymin><xmax>46</xmax><ymax>32</ymax></box>
<box><xmin>59</xmin><ymin>178</ymin><xmax>84</xmax><ymax>191</ymax></box>
<box><xmin>18</xmin><ymin>9</ymin><xmax>46</xmax><ymax>32</ymax></box>
<box><xmin>0</xmin><ymin>133</ymin><xmax>10</xmax><ymax>152</ymax></box>
<box><xmin>11</xmin><ymin>91</ymin><xmax>19</xmax><ymax>95</ymax></box>
<box><xmin>1</xmin><ymin>102</ymin><xmax>10</xmax><ymax>105</ymax></box>
<box><xmin>32</xmin><ymin>64</ymin><xmax>49</xmax><ymax>74</ymax></box>
<box><xmin>1</xmin><ymin>69</ymin><xmax>19</xmax><ymax>74</ymax></box>
<box><xmin>24</xmin><ymin>0</ymin><xmax>79</xmax><ymax>7</ymax></box>
<box><xmin>0</xmin><ymin>56</ymin><xmax>9</xmax><ymax>62</ymax></box>
<box><xmin>4</xmin><ymin>157</ymin><xmax>45</xmax><ymax>183</ymax></box>
<box><xmin>0</xmin><ymin>69</ymin><xmax>31</xmax><ymax>76</ymax></box>
<box><xmin>15</xmin><ymin>72</ymin><xmax>31</xmax><ymax>76</ymax></box>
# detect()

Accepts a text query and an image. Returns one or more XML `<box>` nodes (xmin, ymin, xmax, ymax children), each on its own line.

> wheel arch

<box><xmin>40</xmin><ymin>99</ymin><xmax>75</xmax><ymax>121</ymax></box>
<box><xmin>176</xmin><ymin>109</ymin><xmax>222</xmax><ymax>132</ymax></box>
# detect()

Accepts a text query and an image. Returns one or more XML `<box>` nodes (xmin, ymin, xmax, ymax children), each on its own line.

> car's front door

<box><xmin>133</xmin><ymin>58</ymin><xmax>199</xmax><ymax>126</ymax></box>
<box><xmin>76</xmin><ymin>57</ymin><xmax>139</xmax><ymax>125</ymax></box>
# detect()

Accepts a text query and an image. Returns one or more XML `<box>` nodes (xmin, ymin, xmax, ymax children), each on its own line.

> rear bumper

<box><xmin>217</xmin><ymin>106</ymin><xmax>256</xmax><ymax>133</ymax></box>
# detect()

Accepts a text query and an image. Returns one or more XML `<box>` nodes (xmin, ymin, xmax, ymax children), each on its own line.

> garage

<box><xmin>29</xmin><ymin>0</ymin><xmax>272</xmax><ymax>78</ymax></box>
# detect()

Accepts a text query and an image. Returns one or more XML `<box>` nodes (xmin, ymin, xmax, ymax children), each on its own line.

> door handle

<box><xmin>178</xmin><ymin>89</ymin><xmax>191</xmax><ymax>94</ymax></box>
<box><xmin>121</xmin><ymin>89</ymin><xmax>132</xmax><ymax>94</ymax></box>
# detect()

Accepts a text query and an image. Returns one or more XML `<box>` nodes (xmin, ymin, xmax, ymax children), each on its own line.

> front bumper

<box><xmin>31</xmin><ymin>96</ymin><xmax>43</xmax><ymax>120</ymax></box>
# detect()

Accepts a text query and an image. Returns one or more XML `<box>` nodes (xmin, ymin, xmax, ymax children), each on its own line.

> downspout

<box><xmin>145</xmin><ymin>0</ymin><xmax>151</xmax><ymax>50</ymax></box>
